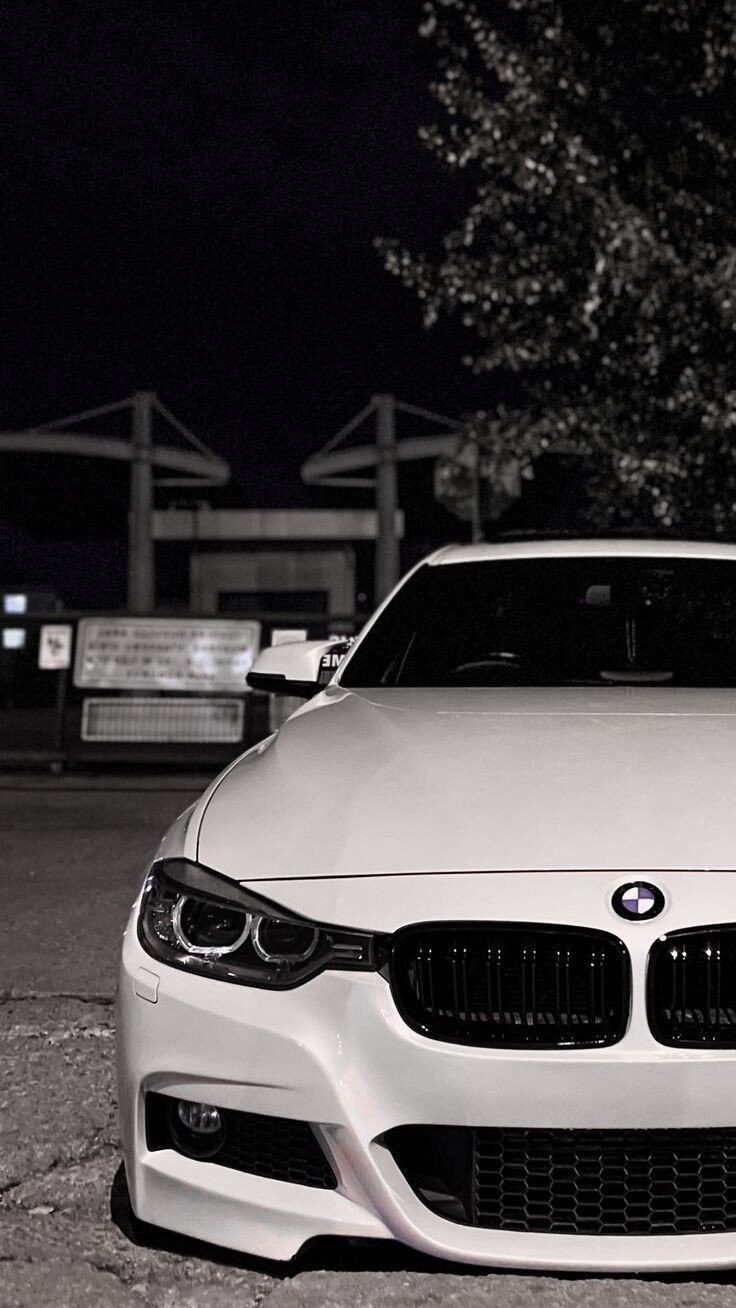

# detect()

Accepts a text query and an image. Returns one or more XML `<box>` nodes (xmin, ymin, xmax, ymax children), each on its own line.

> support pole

<box><xmin>373</xmin><ymin>393</ymin><xmax>399</xmax><ymax>604</ymax></box>
<box><xmin>127</xmin><ymin>390</ymin><xmax>155</xmax><ymax>612</ymax></box>
<box><xmin>470</xmin><ymin>436</ymin><xmax>482</xmax><ymax>544</ymax></box>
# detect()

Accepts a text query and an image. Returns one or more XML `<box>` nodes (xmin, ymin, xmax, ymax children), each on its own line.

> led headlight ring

<box><xmin>172</xmin><ymin>895</ymin><xmax>252</xmax><ymax>956</ymax></box>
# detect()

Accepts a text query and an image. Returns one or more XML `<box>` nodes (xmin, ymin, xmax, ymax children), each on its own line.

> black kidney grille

<box><xmin>648</xmin><ymin>925</ymin><xmax>736</xmax><ymax>1046</ymax></box>
<box><xmin>389</xmin><ymin>924</ymin><xmax>629</xmax><ymax>1047</ymax></box>
<box><xmin>385</xmin><ymin>1124</ymin><xmax>736</xmax><ymax>1236</ymax></box>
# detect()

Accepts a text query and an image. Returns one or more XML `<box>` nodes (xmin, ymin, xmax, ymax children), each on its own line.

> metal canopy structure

<box><xmin>0</xmin><ymin>428</ymin><xmax>227</xmax><ymax>480</ymax></box>
<box><xmin>301</xmin><ymin>394</ymin><xmax>462</xmax><ymax>601</ymax></box>
<box><xmin>0</xmin><ymin>391</ymin><xmax>229</xmax><ymax>611</ymax></box>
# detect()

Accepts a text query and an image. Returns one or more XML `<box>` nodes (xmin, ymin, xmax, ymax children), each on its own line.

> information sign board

<box><xmin>39</xmin><ymin>624</ymin><xmax>74</xmax><ymax>670</ymax></box>
<box><xmin>74</xmin><ymin>618</ymin><xmax>261</xmax><ymax>692</ymax></box>
<box><xmin>81</xmin><ymin>697</ymin><xmax>244</xmax><ymax>743</ymax></box>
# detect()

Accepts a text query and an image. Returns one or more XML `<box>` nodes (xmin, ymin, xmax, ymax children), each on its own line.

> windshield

<box><xmin>340</xmin><ymin>557</ymin><xmax>736</xmax><ymax>688</ymax></box>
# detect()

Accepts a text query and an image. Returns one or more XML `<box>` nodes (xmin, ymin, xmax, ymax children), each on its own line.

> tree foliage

<box><xmin>381</xmin><ymin>0</ymin><xmax>736</xmax><ymax>533</ymax></box>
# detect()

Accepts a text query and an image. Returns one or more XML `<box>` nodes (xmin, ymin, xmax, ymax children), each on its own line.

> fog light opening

<box><xmin>169</xmin><ymin>1099</ymin><xmax>226</xmax><ymax>1159</ymax></box>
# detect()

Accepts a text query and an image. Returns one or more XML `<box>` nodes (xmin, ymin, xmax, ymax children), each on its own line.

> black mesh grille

<box><xmin>146</xmin><ymin>1093</ymin><xmax>336</xmax><ymax>1189</ymax></box>
<box><xmin>389</xmin><ymin>923</ymin><xmax>629</xmax><ymax>1047</ymax></box>
<box><xmin>385</xmin><ymin>1124</ymin><xmax>736</xmax><ymax>1235</ymax></box>
<box><xmin>648</xmin><ymin>924</ymin><xmax>736</xmax><ymax>1046</ymax></box>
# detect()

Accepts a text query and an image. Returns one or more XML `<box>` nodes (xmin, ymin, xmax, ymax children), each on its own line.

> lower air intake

<box><xmin>146</xmin><ymin>1093</ymin><xmax>337</xmax><ymax>1189</ymax></box>
<box><xmin>386</xmin><ymin>1124</ymin><xmax>736</xmax><ymax>1235</ymax></box>
<box><xmin>389</xmin><ymin>922</ymin><xmax>629</xmax><ymax>1048</ymax></box>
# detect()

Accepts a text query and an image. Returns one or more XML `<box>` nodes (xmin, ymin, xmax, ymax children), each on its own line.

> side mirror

<box><xmin>247</xmin><ymin>638</ymin><xmax>354</xmax><ymax>699</ymax></box>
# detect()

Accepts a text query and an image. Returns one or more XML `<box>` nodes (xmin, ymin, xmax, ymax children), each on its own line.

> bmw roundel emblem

<box><xmin>612</xmin><ymin>881</ymin><xmax>665</xmax><ymax>922</ymax></box>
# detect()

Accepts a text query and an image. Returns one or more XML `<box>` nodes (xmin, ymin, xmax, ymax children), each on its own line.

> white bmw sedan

<box><xmin>118</xmin><ymin>538</ymin><xmax>736</xmax><ymax>1272</ymax></box>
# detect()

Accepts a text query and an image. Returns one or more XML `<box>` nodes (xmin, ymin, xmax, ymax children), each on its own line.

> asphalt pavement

<box><xmin>4</xmin><ymin>775</ymin><xmax>736</xmax><ymax>1305</ymax></box>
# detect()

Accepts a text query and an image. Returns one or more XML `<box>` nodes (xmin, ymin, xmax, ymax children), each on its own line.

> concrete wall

<box><xmin>189</xmin><ymin>548</ymin><xmax>356</xmax><ymax>617</ymax></box>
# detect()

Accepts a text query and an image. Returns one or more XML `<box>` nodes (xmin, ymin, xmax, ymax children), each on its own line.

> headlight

<box><xmin>138</xmin><ymin>858</ymin><xmax>383</xmax><ymax>988</ymax></box>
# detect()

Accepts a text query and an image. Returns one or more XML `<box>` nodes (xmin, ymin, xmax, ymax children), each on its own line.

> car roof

<box><xmin>429</xmin><ymin>539</ymin><xmax>736</xmax><ymax>565</ymax></box>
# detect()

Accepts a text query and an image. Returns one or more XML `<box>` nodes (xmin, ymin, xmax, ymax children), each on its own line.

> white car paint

<box><xmin>196</xmin><ymin>684</ymin><xmax>736</xmax><ymax>881</ymax></box>
<box><xmin>118</xmin><ymin>539</ymin><xmax>736</xmax><ymax>1271</ymax></box>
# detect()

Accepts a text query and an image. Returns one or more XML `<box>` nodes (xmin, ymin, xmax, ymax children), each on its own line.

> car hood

<box><xmin>196</xmin><ymin>686</ymin><xmax>736</xmax><ymax>880</ymax></box>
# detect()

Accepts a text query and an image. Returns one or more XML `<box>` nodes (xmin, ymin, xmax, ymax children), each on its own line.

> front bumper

<box><xmin>117</xmin><ymin>869</ymin><xmax>736</xmax><ymax>1272</ymax></box>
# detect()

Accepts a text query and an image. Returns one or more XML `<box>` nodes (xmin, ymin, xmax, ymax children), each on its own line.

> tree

<box><xmin>380</xmin><ymin>0</ymin><xmax>736</xmax><ymax>534</ymax></box>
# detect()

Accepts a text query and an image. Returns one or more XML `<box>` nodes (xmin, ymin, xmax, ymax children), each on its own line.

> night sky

<box><xmin>2</xmin><ymin>0</ymin><xmax>493</xmax><ymax>513</ymax></box>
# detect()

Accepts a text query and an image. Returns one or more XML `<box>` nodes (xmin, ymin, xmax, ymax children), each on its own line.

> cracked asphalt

<box><xmin>5</xmin><ymin>778</ymin><xmax>736</xmax><ymax>1305</ymax></box>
